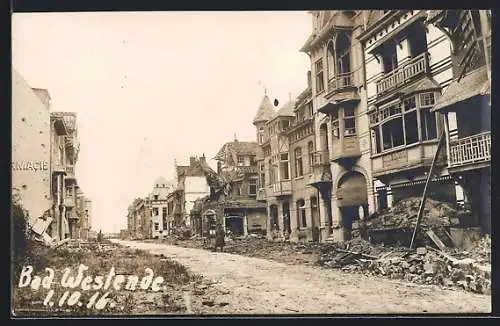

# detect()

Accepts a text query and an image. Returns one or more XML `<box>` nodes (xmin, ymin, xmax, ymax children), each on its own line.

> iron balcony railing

<box><xmin>376</xmin><ymin>52</ymin><xmax>429</xmax><ymax>95</ymax></box>
<box><xmin>328</xmin><ymin>72</ymin><xmax>354</xmax><ymax>93</ymax></box>
<box><xmin>449</xmin><ymin>131</ymin><xmax>491</xmax><ymax>167</ymax></box>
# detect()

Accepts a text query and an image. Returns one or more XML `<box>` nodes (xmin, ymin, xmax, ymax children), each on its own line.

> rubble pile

<box><xmin>317</xmin><ymin>236</ymin><xmax>491</xmax><ymax>295</ymax></box>
<box><xmin>366</xmin><ymin>197</ymin><xmax>456</xmax><ymax>230</ymax></box>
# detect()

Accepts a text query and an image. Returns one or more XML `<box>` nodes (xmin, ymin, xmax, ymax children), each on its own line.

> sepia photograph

<box><xmin>11</xmin><ymin>9</ymin><xmax>491</xmax><ymax>316</ymax></box>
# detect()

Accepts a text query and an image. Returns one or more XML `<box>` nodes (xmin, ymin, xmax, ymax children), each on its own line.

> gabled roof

<box><xmin>214</xmin><ymin>141</ymin><xmax>262</xmax><ymax>161</ymax></box>
<box><xmin>253</xmin><ymin>94</ymin><xmax>276</xmax><ymax>124</ymax></box>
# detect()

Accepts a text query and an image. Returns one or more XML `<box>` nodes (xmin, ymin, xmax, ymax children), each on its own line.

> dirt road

<box><xmin>111</xmin><ymin>239</ymin><xmax>491</xmax><ymax>314</ymax></box>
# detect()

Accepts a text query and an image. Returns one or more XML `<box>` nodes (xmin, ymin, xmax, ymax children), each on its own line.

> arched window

<box><xmin>326</xmin><ymin>40</ymin><xmax>335</xmax><ymax>79</ymax></box>
<box><xmin>335</xmin><ymin>32</ymin><xmax>351</xmax><ymax>76</ymax></box>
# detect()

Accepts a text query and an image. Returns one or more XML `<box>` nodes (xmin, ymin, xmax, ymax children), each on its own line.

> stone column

<box><xmin>277</xmin><ymin>201</ymin><xmax>284</xmax><ymax>240</ymax></box>
<box><xmin>331</xmin><ymin>195</ymin><xmax>344</xmax><ymax>242</ymax></box>
<box><xmin>289</xmin><ymin>200</ymin><xmax>298</xmax><ymax>242</ymax></box>
<box><xmin>305</xmin><ymin>198</ymin><xmax>313</xmax><ymax>241</ymax></box>
<box><xmin>318</xmin><ymin>193</ymin><xmax>328</xmax><ymax>242</ymax></box>
<box><xmin>243</xmin><ymin>214</ymin><xmax>248</xmax><ymax>237</ymax></box>
<box><xmin>387</xmin><ymin>186</ymin><xmax>394</xmax><ymax>209</ymax></box>
<box><xmin>266</xmin><ymin>205</ymin><xmax>272</xmax><ymax>241</ymax></box>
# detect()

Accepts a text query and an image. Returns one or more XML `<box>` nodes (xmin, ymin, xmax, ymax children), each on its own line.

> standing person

<box><xmin>214</xmin><ymin>223</ymin><xmax>225</xmax><ymax>252</ymax></box>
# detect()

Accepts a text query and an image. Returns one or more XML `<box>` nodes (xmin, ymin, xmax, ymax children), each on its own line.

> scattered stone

<box><xmin>417</xmin><ymin>247</ymin><xmax>427</xmax><ymax>255</ymax></box>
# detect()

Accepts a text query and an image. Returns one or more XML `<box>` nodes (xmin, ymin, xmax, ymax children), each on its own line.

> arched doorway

<box><xmin>337</xmin><ymin>171</ymin><xmax>368</xmax><ymax>239</ymax></box>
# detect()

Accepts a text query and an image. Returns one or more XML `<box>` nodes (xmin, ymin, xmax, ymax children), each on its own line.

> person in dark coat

<box><xmin>214</xmin><ymin>223</ymin><xmax>225</xmax><ymax>252</ymax></box>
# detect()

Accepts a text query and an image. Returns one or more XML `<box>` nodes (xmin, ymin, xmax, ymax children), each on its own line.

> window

<box><xmin>419</xmin><ymin>93</ymin><xmax>435</xmax><ymax>107</ymax></box>
<box><xmin>279</xmin><ymin>153</ymin><xmax>290</xmax><ymax>180</ymax></box>
<box><xmin>308</xmin><ymin>103</ymin><xmax>314</xmax><ymax>117</ymax></box>
<box><xmin>294</xmin><ymin>148</ymin><xmax>304</xmax><ymax>177</ymax></box>
<box><xmin>421</xmin><ymin>109</ymin><xmax>437</xmax><ymax>141</ymax></box>
<box><xmin>380</xmin><ymin>42</ymin><xmax>398</xmax><ymax>73</ymax></box>
<box><xmin>308</xmin><ymin>142</ymin><xmax>315</xmax><ymax>172</ymax></box>
<box><xmin>327</xmin><ymin>41</ymin><xmax>335</xmax><ymax>78</ymax></box>
<box><xmin>153</xmin><ymin>207</ymin><xmax>159</xmax><ymax>216</ymax></box>
<box><xmin>296</xmin><ymin>199</ymin><xmax>307</xmax><ymax>228</ymax></box>
<box><xmin>154</xmin><ymin>195</ymin><xmax>159</xmax><ymax>200</ymax></box>
<box><xmin>258</xmin><ymin>127</ymin><xmax>264</xmax><ymax>144</ymax></box>
<box><xmin>154</xmin><ymin>223</ymin><xmax>159</xmax><ymax>231</ymax></box>
<box><xmin>403</xmin><ymin>96</ymin><xmax>419</xmax><ymax>145</ymax></box>
<box><xmin>332</xmin><ymin>110</ymin><xmax>340</xmax><ymax>138</ymax></box>
<box><xmin>315</xmin><ymin>59</ymin><xmax>325</xmax><ymax>93</ymax></box>
<box><xmin>344</xmin><ymin>107</ymin><xmax>356</xmax><ymax>136</ymax></box>
<box><xmin>407</xmin><ymin>23</ymin><xmax>428</xmax><ymax>58</ymax></box>
<box><xmin>237</xmin><ymin>155</ymin><xmax>245</xmax><ymax>165</ymax></box>
<box><xmin>162</xmin><ymin>207</ymin><xmax>167</xmax><ymax>218</ymax></box>
<box><xmin>250</xmin><ymin>155</ymin><xmax>256</xmax><ymax>165</ymax></box>
<box><xmin>336</xmin><ymin>32</ymin><xmax>351</xmax><ymax>75</ymax></box>
<box><xmin>281</xmin><ymin>120</ymin><xmax>290</xmax><ymax>130</ymax></box>
<box><xmin>249</xmin><ymin>179</ymin><xmax>257</xmax><ymax>195</ymax></box>
<box><xmin>382</xmin><ymin>117</ymin><xmax>404</xmax><ymax>150</ymax></box>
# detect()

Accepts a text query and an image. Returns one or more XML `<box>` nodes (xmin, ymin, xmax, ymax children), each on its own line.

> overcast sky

<box><xmin>12</xmin><ymin>11</ymin><xmax>311</xmax><ymax>233</ymax></box>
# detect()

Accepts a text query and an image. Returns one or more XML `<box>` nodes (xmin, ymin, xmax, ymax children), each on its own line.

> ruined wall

<box><xmin>12</xmin><ymin>70</ymin><xmax>52</xmax><ymax>222</ymax></box>
<box><xmin>247</xmin><ymin>210</ymin><xmax>267</xmax><ymax>232</ymax></box>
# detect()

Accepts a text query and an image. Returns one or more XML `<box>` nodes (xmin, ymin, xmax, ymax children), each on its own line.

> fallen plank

<box><xmin>336</xmin><ymin>249</ymin><xmax>378</xmax><ymax>260</ymax></box>
<box><xmin>426</xmin><ymin>230</ymin><xmax>447</xmax><ymax>251</ymax></box>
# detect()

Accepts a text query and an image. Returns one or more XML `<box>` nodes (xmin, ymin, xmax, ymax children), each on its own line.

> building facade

<box><xmin>148</xmin><ymin>177</ymin><xmax>173</xmax><ymax>238</ymax></box>
<box><xmin>254</xmin><ymin>10</ymin><xmax>491</xmax><ymax>243</ymax></box>
<box><xmin>426</xmin><ymin>10</ymin><xmax>491</xmax><ymax>233</ymax></box>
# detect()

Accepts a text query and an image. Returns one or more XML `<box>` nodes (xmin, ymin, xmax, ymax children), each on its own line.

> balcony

<box><xmin>331</xmin><ymin>136</ymin><xmax>361</xmax><ymax>164</ymax></box>
<box><xmin>372</xmin><ymin>141</ymin><xmax>443</xmax><ymax>179</ymax></box>
<box><xmin>376</xmin><ymin>52</ymin><xmax>429</xmax><ymax>96</ymax></box>
<box><xmin>324</xmin><ymin>72</ymin><xmax>360</xmax><ymax>104</ymax></box>
<box><xmin>267</xmin><ymin>180</ymin><xmax>292</xmax><ymax>197</ymax></box>
<box><xmin>449</xmin><ymin>131</ymin><xmax>491</xmax><ymax>170</ymax></box>
<box><xmin>308</xmin><ymin>151</ymin><xmax>332</xmax><ymax>187</ymax></box>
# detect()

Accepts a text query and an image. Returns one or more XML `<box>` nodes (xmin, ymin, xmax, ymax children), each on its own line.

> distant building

<box><xmin>148</xmin><ymin>177</ymin><xmax>174</xmax><ymax>238</ymax></box>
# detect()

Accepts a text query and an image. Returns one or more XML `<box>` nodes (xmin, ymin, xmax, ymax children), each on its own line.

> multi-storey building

<box><xmin>426</xmin><ymin>10</ymin><xmax>491</xmax><ymax>233</ymax></box>
<box><xmin>148</xmin><ymin>177</ymin><xmax>173</xmax><ymax>238</ymax></box>
<box><xmin>254</xmin><ymin>10</ymin><xmax>489</xmax><ymax>243</ymax></box>
<box><xmin>76</xmin><ymin>194</ymin><xmax>93</xmax><ymax>240</ymax></box>
<box><xmin>12</xmin><ymin>70</ymin><xmax>52</xmax><ymax>228</ymax></box>
<box><xmin>210</xmin><ymin>139</ymin><xmax>267</xmax><ymax>235</ymax></box>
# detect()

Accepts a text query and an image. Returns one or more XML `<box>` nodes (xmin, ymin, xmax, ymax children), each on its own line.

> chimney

<box><xmin>307</xmin><ymin>71</ymin><xmax>312</xmax><ymax>88</ymax></box>
<box><xmin>190</xmin><ymin>156</ymin><xmax>196</xmax><ymax>166</ymax></box>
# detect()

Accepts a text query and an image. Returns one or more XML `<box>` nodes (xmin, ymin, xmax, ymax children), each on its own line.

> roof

<box><xmin>432</xmin><ymin>66</ymin><xmax>490</xmax><ymax>112</ymax></box>
<box><xmin>214</xmin><ymin>141</ymin><xmax>262</xmax><ymax>161</ymax></box>
<box><xmin>275</xmin><ymin>100</ymin><xmax>296</xmax><ymax>118</ymax></box>
<box><xmin>253</xmin><ymin>95</ymin><xmax>276</xmax><ymax>124</ymax></box>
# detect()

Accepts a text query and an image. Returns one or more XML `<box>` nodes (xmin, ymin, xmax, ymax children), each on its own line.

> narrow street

<box><xmin>111</xmin><ymin>239</ymin><xmax>491</xmax><ymax>314</ymax></box>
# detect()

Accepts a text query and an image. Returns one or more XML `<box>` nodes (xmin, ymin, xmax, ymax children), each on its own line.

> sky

<box><xmin>12</xmin><ymin>11</ymin><xmax>312</xmax><ymax>233</ymax></box>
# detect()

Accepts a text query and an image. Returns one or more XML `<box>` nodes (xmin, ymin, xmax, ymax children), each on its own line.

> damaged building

<box><xmin>191</xmin><ymin>139</ymin><xmax>267</xmax><ymax>237</ymax></box>
<box><xmin>252</xmin><ymin>10</ymin><xmax>491</xmax><ymax>244</ymax></box>
<box><xmin>12</xmin><ymin>69</ymin><xmax>93</xmax><ymax>243</ymax></box>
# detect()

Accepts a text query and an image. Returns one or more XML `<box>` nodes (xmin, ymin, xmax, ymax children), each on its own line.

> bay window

<box><xmin>332</xmin><ymin>110</ymin><xmax>340</xmax><ymax>138</ymax></box>
<box><xmin>382</xmin><ymin>117</ymin><xmax>404</xmax><ymax>150</ymax></box>
<box><xmin>344</xmin><ymin>107</ymin><xmax>356</xmax><ymax>136</ymax></box>
<box><xmin>315</xmin><ymin>59</ymin><xmax>325</xmax><ymax>93</ymax></box>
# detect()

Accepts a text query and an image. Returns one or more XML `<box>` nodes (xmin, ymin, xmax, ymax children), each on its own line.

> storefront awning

<box><xmin>432</xmin><ymin>66</ymin><xmax>490</xmax><ymax>112</ymax></box>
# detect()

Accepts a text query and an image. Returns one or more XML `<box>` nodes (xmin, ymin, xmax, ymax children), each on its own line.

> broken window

<box><xmin>332</xmin><ymin>110</ymin><xmax>340</xmax><ymax>138</ymax></box>
<box><xmin>336</xmin><ymin>32</ymin><xmax>351</xmax><ymax>76</ymax></box>
<box><xmin>404</xmin><ymin>110</ymin><xmax>419</xmax><ymax>145</ymax></box>
<box><xmin>382</xmin><ymin>117</ymin><xmax>404</xmax><ymax>150</ymax></box>
<box><xmin>162</xmin><ymin>207</ymin><xmax>167</xmax><ymax>218</ymax></box>
<box><xmin>279</xmin><ymin>153</ymin><xmax>290</xmax><ymax>180</ymax></box>
<box><xmin>237</xmin><ymin>155</ymin><xmax>245</xmax><ymax>165</ymax></box>
<box><xmin>249</xmin><ymin>155</ymin><xmax>256</xmax><ymax>165</ymax></box>
<box><xmin>421</xmin><ymin>109</ymin><xmax>438</xmax><ymax>141</ymax></box>
<box><xmin>249</xmin><ymin>179</ymin><xmax>257</xmax><ymax>196</ymax></box>
<box><xmin>294</xmin><ymin>148</ymin><xmax>304</xmax><ymax>177</ymax></box>
<box><xmin>308</xmin><ymin>141</ymin><xmax>315</xmax><ymax>172</ymax></box>
<box><xmin>344</xmin><ymin>107</ymin><xmax>356</xmax><ymax>136</ymax></box>
<box><xmin>153</xmin><ymin>207</ymin><xmax>159</xmax><ymax>216</ymax></box>
<box><xmin>154</xmin><ymin>223</ymin><xmax>159</xmax><ymax>231</ymax></box>
<box><xmin>154</xmin><ymin>195</ymin><xmax>159</xmax><ymax>200</ymax></box>
<box><xmin>407</xmin><ymin>22</ymin><xmax>428</xmax><ymax>58</ymax></box>
<box><xmin>380</xmin><ymin>42</ymin><xmax>398</xmax><ymax>73</ymax></box>
<box><xmin>315</xmin><ymin>59</ymin><xmax>325</xmax><ymax>93</ymax></box>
